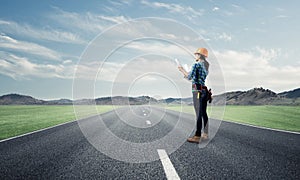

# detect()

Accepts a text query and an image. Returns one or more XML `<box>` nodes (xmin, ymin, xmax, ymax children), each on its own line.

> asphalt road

<box><xmin>0</xmin><ymin>106</ymin><xmax>299</xmax><ymax>179</ymax></box>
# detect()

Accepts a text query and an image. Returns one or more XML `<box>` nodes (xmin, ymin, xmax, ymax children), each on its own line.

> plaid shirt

<box><xmin>187</xmin><ymin>61</ymin><xmax>208</xmax><ymax>85</ymax></box>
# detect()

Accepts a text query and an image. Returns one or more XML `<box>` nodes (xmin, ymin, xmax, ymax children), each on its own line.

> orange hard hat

<box><xmin>194</xmin><ymin>48</ymin><xmax>208</xmax><ymax>57</ymax></box>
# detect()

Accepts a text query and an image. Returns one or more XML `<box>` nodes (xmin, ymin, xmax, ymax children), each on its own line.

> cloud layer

<box><xmin>0</xmin><ymin>34</ymin><xmax>62</xmax><ymax>61</ymax></box>
<box><xmin>215</xmin><ymin>48</ymin><xmax>300</xmax><ymax>92</ymax></box>
<box><xmin>0</xmin><ymin>19</ymin><xmax>86</xmax><ymax>44</ymax></box>
<box><xmin>0</xmin><ymin>51</ymin><xmax>74</xmax><ymax>80</ymax></box>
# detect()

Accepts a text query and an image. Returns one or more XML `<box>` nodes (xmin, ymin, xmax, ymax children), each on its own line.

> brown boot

<box><xmin>187</xmin><ymin>136</ymin><xmax>201</xmax><ymax>144</ymax></box>
<box><xmin>201</xmin><ymin>133</ymin><xmax>209</xmax><ymax>140</ymax></box>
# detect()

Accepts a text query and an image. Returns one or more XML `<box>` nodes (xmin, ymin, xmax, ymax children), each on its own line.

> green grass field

<box><xmin>166</xmin><ymin>105</ymin><xmax>300</xmax><ymax>132</ymax></box>
<box><xmin>0</xmin><ymin>105</ymin><xmax>115</xmax><ymax>140</ymax></box>
<box><xmin>0</xmin><ymin>105</ymin><xmax>299</xmax><ymax>140</ymax></box>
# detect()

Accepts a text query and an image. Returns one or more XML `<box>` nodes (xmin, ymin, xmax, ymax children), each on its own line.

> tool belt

<box><xmin>192</xmin><ymin>84</ymin><xmax>212</xmax><ymax>103</ymax></box>
<box><xmin>192</xmin><ymin>84</ymin><xmax>208</xmax><ymax>91</ymax></box>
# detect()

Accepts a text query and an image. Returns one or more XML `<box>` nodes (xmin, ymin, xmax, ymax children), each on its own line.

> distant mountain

<box><xmin>162</xmin><ymin>98</ymin><xmax>181</xmax><ymax>104</ymax></box>
<box><xmin>0</xmin><ymin>94</ymin><xmax>159</xmax><ymax>105</ymax></box>
<box><xmin>278</xmin><ymin>88</ymin><xmax>300</xmax><ymax>98</ymax></box>
<box><xmin>223</xmin><ymin>87</ymin><xmax>277</xmax><ymax>105</ymax></box>
<box><xmin>0</xmin><ymin>94</ymin><xmax>44</xmax><ymax>105</ymax></box>
<box><xmin>95</xmin><ymin>96</ymin><xmax>158</xmax><ymax>105</ymax></box>
<box><xmin>0</xmin><ymin>87</ymin><xmax>299</xmax><ymax>105</ymax></box>
<box><xmin>160</xmin><ymin>97</ymin><xmax>193</xmax><ymax>105</ymax></box>
<box><xmin>213</xmin><ymin>87</ymin><xmax>300</xmax><ymax>105</ymax></box>
<box><xmin>44</xmin><ymin>99</ymin><xmax>73</xmax><ymax>105</ymax></box>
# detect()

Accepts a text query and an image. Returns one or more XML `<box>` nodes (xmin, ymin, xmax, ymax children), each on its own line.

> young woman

<box><xmin>178</xmin><ymin>48</ymin><xmax>209</xmax><ymax>143</ymax></box>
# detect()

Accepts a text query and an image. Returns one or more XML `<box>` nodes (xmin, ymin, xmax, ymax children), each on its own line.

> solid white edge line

<box><xmin>0</xmin><ymin>113</ymin><xmax>100</xmax><ymax>143</ymax></box>
<box><xmin>0</xmin><ymin>120</ymin><xmax>76</xmax><ymax>143</ymax></box>
<box><xmin>225</xmin><ymin>120</ymin><xmax>300</xmax><ymax>135</ymax></box>
<box><xmin>157</xmin><ymin>149</ymin><xmax>180</xmax><ymax>180</ymax></box>
<box><xmin>1</xmin><ymin>107</ymin><xmax>121</xmax><ymax>143</ymax></box>
<box><xmin>166</xmin><ymin>109</ymin><xmax>300</xmax><ymax>135</ymax></box>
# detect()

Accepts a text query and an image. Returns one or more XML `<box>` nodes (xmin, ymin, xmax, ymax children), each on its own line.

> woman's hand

<box><xmin>178</xmin><ymin>66</ymin><xmax>188</xmax><ymax>78</ymax></box>
<box><xmin>178</xmin><ymin>66</ymin><xmax>184</xmax><ymax>72</ymax></box>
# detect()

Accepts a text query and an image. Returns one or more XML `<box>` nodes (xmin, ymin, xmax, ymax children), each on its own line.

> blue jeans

<box><xmin>193</xmin><ymin>89</ymin><xmax>208</xmax><ymax>136</ymax></box>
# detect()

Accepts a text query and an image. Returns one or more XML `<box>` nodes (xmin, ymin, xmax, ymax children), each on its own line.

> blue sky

<box><xmin>0</xmin><ymin>0</ymin><xmax>299</xmax><ymax>99</ymax></box>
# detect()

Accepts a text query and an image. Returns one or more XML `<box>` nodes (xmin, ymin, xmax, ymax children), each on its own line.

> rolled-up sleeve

<box><xmin>187</xmin><ymin>63</ymin><xmax>197</xmax><ymax>80</ymax></box>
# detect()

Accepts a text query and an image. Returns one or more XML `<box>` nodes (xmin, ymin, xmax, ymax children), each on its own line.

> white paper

<box><xmin>183</xmin><ymin>64</ymin><xmax>191</xmax><ymax>72</ymax></box>
<box><xmin>175</xmin><ymin>58</ymin><xmax>181</xmax><ymax>66</ymax></box>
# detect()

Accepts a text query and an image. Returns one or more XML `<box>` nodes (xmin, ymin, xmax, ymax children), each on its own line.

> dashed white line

<box><xmin>146</xmin><ymin>120</ymin><xmax>151</xmax><ymax>125</ymax></box>
<box><xmin>157</xmin><ymin>149</ymin><xmax>180</xmax><ymax>180</ymax></box>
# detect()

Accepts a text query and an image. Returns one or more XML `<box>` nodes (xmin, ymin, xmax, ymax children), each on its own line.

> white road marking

<box><xmin>226</xmin><ymin>120</ymin><xmax>300</xmax><ymax>135</ymax></box>
<box><xmin>143</xmin><ymin>113</ymin><xmax>147</xmax><ymax>116</ymax></box>
<box><xmin>0</xmin><ymin>120</ymin><xmax>75</xmax><ymax>143</ymax></box>
<box><xmin>168</xmin><ymin>109</ymin><xmax>300</xmax><ymax>135</ymax></box>
<box><xmin>0</xmin><ymin>114</ymin><xmax>102</xmax><ymax>143</ymax></box>
<box><xmin>146</xmin><ymin>120</ymin><xmax>151</xmax><ymax>125</ymax></box>
<box><xmin>157</xmin><ymin>149</ymin><xmax>180</xmax><ymax>180</ymax></box>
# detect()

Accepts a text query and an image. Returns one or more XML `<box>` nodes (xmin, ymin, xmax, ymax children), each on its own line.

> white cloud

<box><xmin>74</xmin><ymin>55</ymin><xmax>187</xmax><ymax>85</ymax></box>
<box><xmin>48</xmin><ymin>8</ymin><xmax>131</xmax><ymax>34</ymax></box>
<box><xmin>72</xmin><ymin>61</ymin><xmax>123</xmax><ymax>81</ymax></box>
<box><xmin>95</xmin><ymin>57</ymin><xmax>184</xmax><ymax>84</ymax></box>
<box><xmin>212</xmin><ymin>7</ymin><xmax>220</xmax><ymax>11</ymax></box>
<box><xmin>73</xmin><ymin>58</ymin><xmax>181</xmax><ymax>83</ymax></box>
<box><xmin>0</xmin><ymin>19</ymin><xmax>86</xmax><ymax>44</ymax></box>
<box><xmin>231</xmin><ymin>4</ymin><xmax>245</xmax><ymax>12</ymax></box>
<box><xmin>216</xmin><ymin>32</ymin><xmax>232</xmax><ymax>41</ymax></box>
<box><xmin>109</xmin><ymin>1</ymin><xmax>124</xmax><ymax>6</ymax></box>
<box><xmin>255</xmin><ymin>47</ymin><xmax>280</xmax><ymax>61</ymax></box>
<box><xmin>63</xmin><ymin>60</ymin><xmax>73</xmax><ymax>64</ymax></box>
<box><xmin>109</xmin><ymin>0</ymin><xmax>132</xmax><ymax>6</ymax></box>
<box><xmin>231</xmin><ymin>4</ymin><xmax>240</xmax><ymax>8</ymax></box>
<box><xmin>214</xmin><ymin>48</ymin><xmax>300</xmax><ymax>92</ymax></box>
<box><xmin>158</xmin><ymin>33</ymin><xmax>177</xmax><ymax>39</ymax></box>
<box><xmin>0</xmin><ymin>20</ymin><xmax>10</xmax><ymax>25</ymax></box>
<box><xmin>47</xmin><ymin>9</ymin><xmax>103</xmax><ymax>34</ymax></box>
<box><xmin>102</xmin><ymin>6</ymin><xmax>117</xmax><ymax>13</ymax></box>
<box><xmin>97</xmin><ymin>15</ymin><xmax>129</xmax><ymax>24</ymax></box>
<box><xmin>0</xmin><ymin>34</ymin><xmax>61</xmax><ymax>61</ymax></box>
<box><xmin>141</xmin><ymin>0</ymin><xmax>204</xmax><ymax>20</ymax></box>
<box><xmin>275</xmin><ymin>8</ymin><xmax>285</xmax><ymax>12</ymax></box>
<box><xmin>0</xmin><ymin>52</ymin><xmax>74</xmax><ymax>80</ymax></box>
<box><xmin>125</xmin><ymin>41</ymin><xmax>191</xmax><ymax>56</ymax></box>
